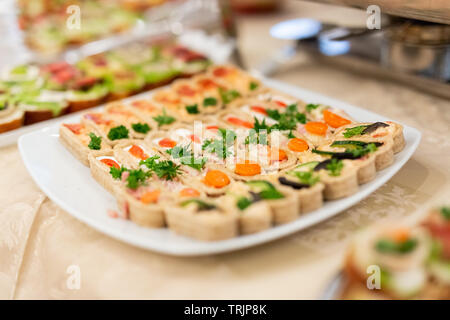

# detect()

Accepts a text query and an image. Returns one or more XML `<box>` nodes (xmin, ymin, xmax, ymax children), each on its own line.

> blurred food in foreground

<box><xmin>0</xmin><ymin>40</ymin><xmax>209</xmax><ymax>133</ymax></box>
<box><xmin>342</xmin><ymin>206</ymin><xmax>450</xmax><ymax>300</ymax></box>
<box><xmin>17</xmin><ymin>0</ymin><xmax>171</xmax><ymax>53</ymax></box>
<box><xmin>230</xmin><ymin>0</ymin><xmax>282</xmax><ymax>14</ymax></box>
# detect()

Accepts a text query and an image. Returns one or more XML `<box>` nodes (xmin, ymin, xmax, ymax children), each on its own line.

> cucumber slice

<box><xmin>295</xmin><ymin>161</ymin><xmax>319</xmax><ymax>171</ymax></box>
<box><xmin>245</xmin><ymin>180</ymin><xmax>285</xmax><ymax>200</ymax></box>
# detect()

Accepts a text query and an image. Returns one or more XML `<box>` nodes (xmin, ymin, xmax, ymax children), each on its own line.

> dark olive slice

<box><xmin>278</xmin><ymin>177</ymin><xmax>310</xmax><ymax>189</ymax></box>
<box><xmin>361</xmin><ymin>122</ymin><xmax>389</xmax><ymax>135</ymax></box>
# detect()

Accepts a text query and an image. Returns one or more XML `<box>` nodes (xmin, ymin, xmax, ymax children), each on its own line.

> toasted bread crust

<box><xmin>68</xmin><ymin>97</ymin><xmax>105</xmax><ymax>113</ymax></box>
<box><xmin>0</xmin><ymin>111</ymin><xmax>24</xmax><ymax>133</ymax></box>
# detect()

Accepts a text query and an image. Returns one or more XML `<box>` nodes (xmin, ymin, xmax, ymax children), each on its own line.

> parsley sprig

<box><xmin>153</xmin><ymin>109</ymin><xmax>175</xmax><ymax>127</ymax></box>
<box><xmin>291</xmin><ymin>171</ymin><xmax>319</xmax><ymax>186</ymax></box>
<box><xmin>249</xmin><ymin>81</ymin><xmax>259</xmax><ymax>91</ymax></box>
<box><xmin>342</xmin><ymin>125</ymin><xmax>367</xmax><ymax>138</ymax></box>
<box><xmin>126</xmin><ymin>169</ymin><xmax>152</xmax><ymax>189</ymax></box>
<box><xmin>245</xmin><ymin>130</ymin><xmax>267</xmax><ymax>145</ymax></box>
<box><xmin>109</xmin><ymin>166</ymin><xmax>151</xmax><ymax>190</ymax></box>
<box><xmin>305</xmin><ymin>103</ymin><xmax>319</xmax><ymax>112</ymax></box>
<box><xmin>326</xmin><ymin>159</ymin><xmax>344</xmax><ymax>176</ymax></box>
<box><xmin>166</xmin><ymin>144</ymin><xmax>206</xmax><ymax>171</ymax></box>
<box><xmin>203</xmin><ymin>97</ymin><xmax>217</xmax><ymax>107</ymax></box>
<box><xmin>201</xmin><ymin>129</ymin><xmax>236</xmax><ymax>159</ymax></box>
<box><xmin>257</xmin><ymin>104</ymin><xmax>306</xmax><ymax>134</ymax></box>
<box><xmin>219</xmin><ymin>88</ymin><xmax>241</xmax><ymax>104</ymax></box>
<box><xmin>185</xmin><ymin>104</ymin><xmax>199</xmax><ymax>114</ymax></box>
<box><xmin>110</xmin><ymin>166</ymin><xmax>127</xmax><ymax>180</ymax></box>
<box><xmin>441</xmin><ymin>207</ymin><xmax>450</xmax><ymax>220</ymax></box>
<box><xmin>107</xmin><ymin>125</ymin><xmax>129</xmax><ymax>141</ymax></box>
<box><xmin>139</xmin><ymin>156</ymin><xmax>182</xmax><ymax>180</ymax></box>
<box><xmin>88</xmin><ymin>132</ymin><xmax>102</xmax><ymax>150</ymax></box>
<box><xmin>132</xmin><ymin>123</ymin><xmax>151</xmax><ymax>134</ymax></box>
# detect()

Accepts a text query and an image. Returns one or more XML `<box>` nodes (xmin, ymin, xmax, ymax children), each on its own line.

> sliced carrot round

<box><xmin>305</xmin><ymin>121</ymin><xmax>328</xmax><ymax>136</ymax></box>
<box><xmin>212</xmin><ymin>66</ymin><xmax>228</xmax><ymax>77</ymax></box>
<box><xmin>64</xmin><ymin>123</ymin><xmax>83</xmax><ymax>135</ymax></box>
<box><xmin>100</xmin><ymin>158</ymin><xmax>120</xmax><ymax>168</ymax></box>
<box><xmin>177</xmin><ymin>85</ymin><xmax>196</xmax><ymax>97</ymax></box>
<box><xmin>179</xmin><ymin>188</ymin><xmax>201</xmax><ymax>197</ymax></box>
<box><xmin>84</xmin><ymin>113</ymin><xmax>104</xmax><ymax>125</ymax></box>
<box><xmin>140</xmin><ymin>190</ymin><xmax>160</xmax><ymax>204</ymax></box>
<box><xmin>129</xmin><ymin>145</ymin><xmax>149</xmax><ymax>160</ymax></box>
<box><xmin>190</xmin><ymin>134</ymin><xmax>201</xmax><ymax>144</ymax></box>
<box><xmin>235</xmin><ymin>161</ymin><xmax>261</xmax><ymax>176</ymax></box>
<box><xmin>389</xmin><ymin>227</ymin><xmax>411</xmax><ymax>243</ymax></box>
<box><xmin>274</xmin><ymin>100</ymin><xmax>287</xmax><ymax>108</ymax></box>
<box><xmin>250</xmin><ymin>105</ymin><xmax>267</xmax><ymax>115</ymax></box>
<box><xmin>323</xmin><ymin>109</ymin><xmax>351</xmax><ymax>128</ymax></box>
<box><xmin>288</xmin><ymin>138</ymin><xmax>309</xmax><ymax>152</ymax></box>
<box><xmin>204</xmin><ymin>170</ymin><xmax>230</xmax><ymax>188</ymax></box>
<box><xmin>206</xmin><ymin>125</ymin><xmax>219</xmax><ymax>131</ymax></box>
<box><xmin>197</xmin><ymin>78</ymin><xmax>218</xmax><ymax>90</ymax></box>
<box><xmin>131</xmin><ymin>100</ymin><xmax>156</xmax><ymax>111</ymax></box>
<box><xmin>227</xmin><ymin>117</ymin><xmax>253</xmax><ymax>129</ymax></box>
<box><xmin>269</xmin><ymin>147</ymin><xmax>287</xmax><ymax>162</ymax></box>
<box><xmin>158</xmin><ymin>138</ymin><xmax>177</xmax><ymax>148</ymax></box>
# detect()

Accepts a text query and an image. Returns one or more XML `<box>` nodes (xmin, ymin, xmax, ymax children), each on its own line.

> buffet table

<box><xmin>1</xmin><ymin>1</ymin><xmax>449</xmax><ymax>299</ymax></box>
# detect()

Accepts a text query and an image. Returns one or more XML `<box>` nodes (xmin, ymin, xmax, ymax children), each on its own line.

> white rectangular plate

<box><xmin>18</xmin><ymin>79</ymin><xmax>421</xmax><ymax>256</ymax></box>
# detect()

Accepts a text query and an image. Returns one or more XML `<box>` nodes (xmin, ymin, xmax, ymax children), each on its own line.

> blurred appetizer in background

<box><xmin>0</xmin><ymin>41</ymin><xmax>209</xmax><ymax>134</ymax></box>
<box><xmin>17</xmin><ymin>0</ymin><xmax>171</xmax><ymax>54</ymax></box>
<box><xmin>59</xmin><ymin>64</ymin><xmax>408</xmax><ymax>242</ymax></box>
<box><xmin>341</xmin><ymin>206</ymin><xmax>450</xmax><ymax>300</ymax></box>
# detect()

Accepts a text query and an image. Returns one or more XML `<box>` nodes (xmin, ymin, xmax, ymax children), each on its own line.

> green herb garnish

<box><xmin>202</xmin><ymin>129</ymin><xmax>236</xmax><ymax>159</ymax></box>
<box><xmin>249</xmin><ymin>81</ymin><xmax>259</xmax><ymax>91</ymax></box>
<box><xmin>441</xmin><ymin>207</ymin><xmax>450</xmax><ymax>220</ymax></box>
<box><xmin>140</xmin><ymin>156</ymin><xmax>182</xmax><ymax>181</ymax></box>
<box><xmin>132</xmin><ymin>123</ymin><xmax>151</xmax><ymax>134</ymax></box>
<box><xmin>203</xmin><ymin>97</ymin><xmax>217</xmax><ymax>107</ymax></box>
<box><xmin>295</xmin><ymin>112</ymin><xmax>306</xmax><ymax>124</ymax></box>
<box><xmin>286</xmin><ymin>130</ymin><xmax>295</xmax><ymax>138</ymax></box>
<box><xmin>219</xmin><ymin>88</ymin><xmax>240</xmax><ymax>104</ymax></box>
<box><xmin>266</xmin><ymin>109</ymin><xmax>281</xmax><ymax>120</ymax></box>
<box><xmin>167</xmin><ymin>145</ymin><xmax>192</xmax><ymax>159</ymax></box>
<box><xmin>107</xmin><ymin>125</ymin><xmax>129</xmax><ymax>141</ymax></box>
<box><xmin>181</xmin><ymin>156</ymin><xmax>207</xmax><ymax>171</ymax></box>
<box><xmin>237</xmin><ymin>196</ymin><xmax>253</xmax><ymax>210</ymax></box>
<box><xmin>245</xmin><ymin>130</ymin><xmax>267</xmax><ymax>145</ymax></box>
<box><xmin>88</xmin><ymin>132</ymin><xmax>102</xmax><ymax>150</ymax></box>
<box><xmin>326</xmin><ymin>159</ymin><xmax>343</xmax><ymax>176</ymax></box>
<box><xmin>342</xmin><ymin>125</ymin><xmax>368</xmax><ymax>138</ymax></box>
<box><xmin>375</xmin><ymin>238</ymin><xmax>418</xmax><ymax>255</ymax></box>
<box><xmin>185</xmin><ymin>104</ymin><xmax>199</xmax><ymax>114</ymax></box>
<box><xmin>110</xmin><ymin>166</ymin><xmax>128</xmax><ymax>180</ymax></box>
<box><xmin>259</xmin><ymin>188</ymin><xmax>284</xmax><ymax>200</ymax></box>
<box><xmin>126</xmin><ymin>169</ymin><xmax>152</xmax><ymax>189</ymax></box>
<box><xmin>153</xmin><ymin>109</ymin><xmax>175</xmax><ymax>127</ymax></box>
<box><xmin>253</xmin><ymin>117</ymin><xmax>271</xmax><ymax>132</ymax></box>
<box><xmin>305</xmin><ymin>103</ymin><xmax>319</xmax><ymax>112</ymax></box>
<box><xmin>202</xmin><ymin>139</ymin><xmax>213</xmax><ymax>150</ymax></box>
<box><xmin>202</xmin><ymin>138</ymin><xmax>231</xmax><ymax>159</ymax></box>
<box><xmin>292</xmin><ymin>171</ymin><xmax>319</xmax><ymax>186</ymax></box>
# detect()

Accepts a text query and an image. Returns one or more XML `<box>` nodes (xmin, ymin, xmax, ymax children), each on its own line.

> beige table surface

<box><xmin>1</xmin><ymin>1</ymin><xmax>449</xmax><ymax>299</ymax></box>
